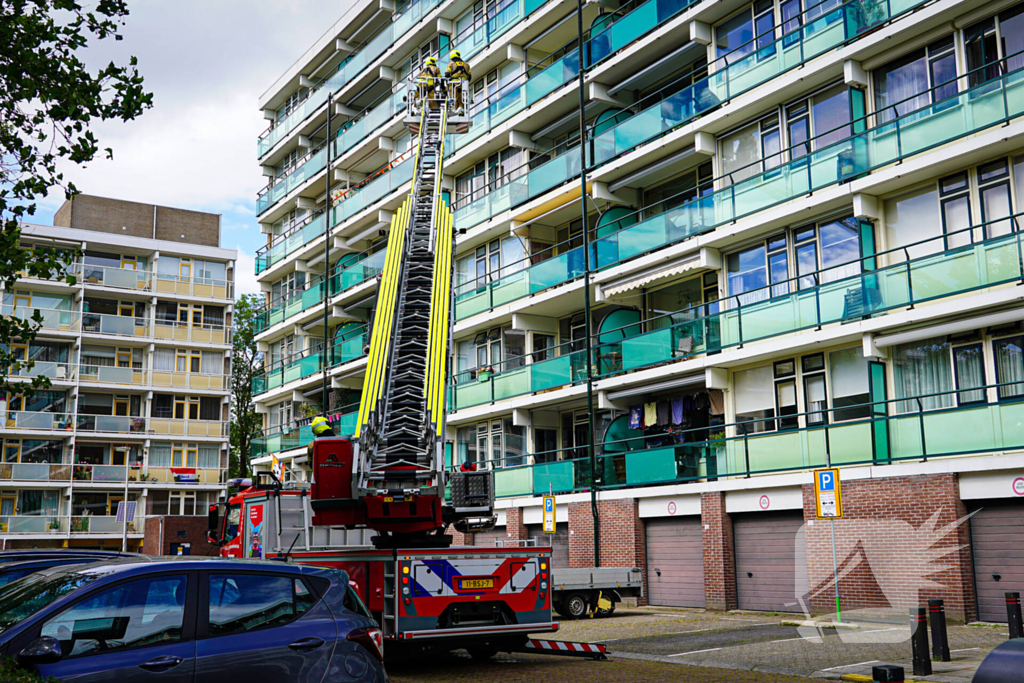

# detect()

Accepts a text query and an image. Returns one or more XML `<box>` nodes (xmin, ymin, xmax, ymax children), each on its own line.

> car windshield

<box><xmin>0</xmin><ymin>568</ymin><xmax>103</xmax><ymax>632</ymax></box>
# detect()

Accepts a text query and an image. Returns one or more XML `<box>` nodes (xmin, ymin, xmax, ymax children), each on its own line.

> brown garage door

<box><xmin>734</xmin><ymin>511</ymin><xmax>806</xmax><ymax>613</ymax></box>
<box><xmin>645</xmin><ymin>517</ymin><xmax>705</xmax><ymax>608</ymax></box>
<box><xmin>526</xmin><ymin>524</ymin><xmax>569</xmax><ymax>568</ymax></box>
<box><xmin>473</xmin><ymin>529</ymin><xmax>504</xmax><ymax>548</ymax></box>
<box><xmin>970</xmin><ymin>502</ymin><xmax>1024</xmax><ymax>622</ymax></box>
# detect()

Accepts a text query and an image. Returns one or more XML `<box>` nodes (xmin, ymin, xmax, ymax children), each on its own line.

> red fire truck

<box><xmin>209</xmin><ymin>85</ymin><xmax>606</xmax><ymax>661</ymax></box>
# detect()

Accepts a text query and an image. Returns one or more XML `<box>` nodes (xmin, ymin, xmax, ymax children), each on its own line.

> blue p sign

<box><xmin>818</xmin><ymin>470</ymin><xmax>835</xmax><ymax>491</ymax></box>
<box><xmin>545</xmin><ymin>497</ymin><xmax>553</xmax><ymax>512</ymax></box>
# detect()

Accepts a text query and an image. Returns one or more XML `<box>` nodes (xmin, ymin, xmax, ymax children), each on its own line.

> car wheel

<box><xmin>564</xmin><ymin>592</ymin><xmax>590</xmax><ymax>619</ymax></box>
<box><xmin>467</xmin><ymin>645</ymin><xmax>499</xmax><ymax>660</ymax></box>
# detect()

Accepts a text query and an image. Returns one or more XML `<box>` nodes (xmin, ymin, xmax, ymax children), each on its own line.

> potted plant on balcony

<box><xmin>477</xmin><ymin>365</ymin><xmax>495</xmax><ymax>382</ymax></box>
<box><xmin>47</xmin><ymin>518</ymin><xmax>60</xmax><ymax>531</ymax></box>
<box><xmin>73</xmin><ymin>466</ymin><xmax>90</xmax><ymax>481</ymax></box>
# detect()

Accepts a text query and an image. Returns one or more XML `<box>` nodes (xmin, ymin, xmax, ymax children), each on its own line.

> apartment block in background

<box><xmin>2</xmin><ymin>194</ymin><xmax>235</xmax><ymax>553</ymax></box>
<box><xmin>250</xmin><ymin>0</ymin><xmax>1024</xmax><ymax>622</ymax></box>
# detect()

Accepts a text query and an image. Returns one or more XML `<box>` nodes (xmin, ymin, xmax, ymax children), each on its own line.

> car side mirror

<box><xmin>18</xmin><ymin>636</ymin><xmax>62</xmax><ymax>666</ymax></box>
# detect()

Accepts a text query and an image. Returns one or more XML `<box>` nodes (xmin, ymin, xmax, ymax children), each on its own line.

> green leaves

<box><xmin>0</xmin><ymin>0</ymin><xmax>151</xmax><ymax>398</ymax></box>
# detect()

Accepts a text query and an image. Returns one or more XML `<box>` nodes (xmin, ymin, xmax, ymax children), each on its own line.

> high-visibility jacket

<box><xmin>446</xmin><ymin>59</ymin><xmax>471</xmax><ymax>80</ymax></box>
<box><xmin>418</xmin><ymin>64</ymin><xmax>442</xmax><ymax>85</ymax></box>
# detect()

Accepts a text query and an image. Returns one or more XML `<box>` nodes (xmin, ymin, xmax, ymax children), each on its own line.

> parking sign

<box><xmin>542</xmin><ymin>495</ymin><xmax>555</xmax><ymax>533</ymax></box>
<box><xmin>813</xmin><ymin>468</ymin><xmax>843</xmax><ymax>519</ymax></box>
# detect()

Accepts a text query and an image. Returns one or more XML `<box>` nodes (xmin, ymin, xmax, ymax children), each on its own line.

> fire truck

<box><xmin>208</xmin><ymin>79</ymin><xmax>606</xmax><ymax>661</ymax></box>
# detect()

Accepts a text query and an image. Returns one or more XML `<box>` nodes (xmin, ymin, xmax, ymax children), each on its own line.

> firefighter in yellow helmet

<box><xmin>445</xmin><ymin>50</ymin><xmax>471</xmax><ymax>114</ymax></box>
<box><xmin>417</xmin><ymin>55</ymin><xmax>442</xmax><ymax>110</ymax></box>
<box><xmin>310</xmin><ymin>415</ymin><xmax>335</xmax><ymax>438</ymax></box>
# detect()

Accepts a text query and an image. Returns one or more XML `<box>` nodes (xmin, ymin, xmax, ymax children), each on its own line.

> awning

<box><xmin>602</xmin><ymin>254</ymin><xmax>704</xmax><ymax>298</ymax></box>
<box><xmin>606</xmin><ymin>372</ymin><xmax>705</xmax><ymax>401</ymax></box>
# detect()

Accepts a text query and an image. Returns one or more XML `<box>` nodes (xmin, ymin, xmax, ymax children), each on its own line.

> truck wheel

<box><xmin>467</xmin><ymin>645</ymin><xmax>499</xmax><ymax>660</ymax></box>
<box><xmin>563</xmin><ymin>592</ymin><xmax>590</xmax><ymax>619</ymax></box>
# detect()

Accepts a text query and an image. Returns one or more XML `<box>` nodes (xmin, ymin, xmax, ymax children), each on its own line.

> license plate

<box><xmin>459</xmin><ymin>578</ymin><xmax>494</xmax><ymax>590</ymax></box>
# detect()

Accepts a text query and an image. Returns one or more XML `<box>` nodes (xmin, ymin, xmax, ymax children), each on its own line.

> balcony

<box><xmin>8</xmin><ymin>362</ymin><xmax>77</xmax><ymax>383</ymax></box>
<box><xmin>79</xmin><ymin>364</ymin><xmax>146</xmax><ymax>386</ymax></box>
<box><xmin>148</xmin><ymin>371</ymin><xmax>228</xmax><ymax>391</ymax></box>
<box><xmin>153</xmin><ymin>319</ymin><xmax>229</xmax><ymax>344</ymax></box>
<box><xmin>149</xmin><ymin>419</ymin><xmax>229</xmax><ymax>438</ymax></box>
<box><xmin>253</xmin><ymin>325</ymin><xmax>368</xmax><ymax>396</ymax></box>
<box><xmin>452</xmin><ymin>341</ymin><xmax>587</xmax><ymax>410</ymax></box>
<box><xmin>80</xmin><ymin>263</ymin><xmax>151</xmax><ymax>291</ymax></box>
<box><xmin>144</xmin><ymin>467</ymin><xmax>224</xmax><ymax>485</ymax></box>
<box><xmin>153</xmin><ymin>272</ymin><xmax>233</xmax><ymax>299</ymax></box>
<box><xmin>484</xmin><ymin>382</ymin><xmax>1024</xmax><ymax>499</ymax></box>
<box><xmin>255</xmin><ymin>247</ymin><xmax>385</xmax><ymax>334</ymax></box>
<box><xmin>0</xmin><ymin>517</ymin><xmax>68</xmax><ymax>534</ymax></box>
<box><xmin>256</xmin><ymin>213</ymin><xmax>328</xmax><ymax>274</ymax></box>
<box><xmin>82</xmin><ymin>312</ymin><xmax>149</xmax><ymax>338</ymax></box>
<box><xmin>75</xmin><ymin>415</ymin><xmax>147</xmax><ymax>435</ymax></box>
<box><xmin>0</xmin><ymin>463</ymin><xmax>71</xmax><ymax>482</ymax></box>
<box><xmin>1</xmin><ymin>305</ymin><xmax>79</xmax><ymax>333</ymax></box>
<box><xmin>251</xmin><ymin>409</ymin><xmax>359</xmax><ymax>459</ymax></box>
<box><xmin>69</xmin><ymin>515</ymin><xmax>142</xmax><ymax>535</ymax></box>
<box><xmin>257</xmin><ymin>0</ymin><xmax>444</xmax><ymax>158</ymax></box>
<box><xmin>72</xmin><ymin>464</ymin><xmax>129</xmax><ymax>483</ymax></box>
<box><xmin>331</xmin><ymin>156</ymin><xmax>414</xmax><ymax>227</ymax></box>
<box><xmin>1</xmin><ymin>411</ymin><xmax>74</xmax><ymax>433</ymax></box>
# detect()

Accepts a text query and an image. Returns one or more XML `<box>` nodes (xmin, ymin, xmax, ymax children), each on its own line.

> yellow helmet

<box><xmin>311</xmin><ymin>415</ymin><xmax>332</xmax><ymax>436</ymax></box>
<box><xmin>450</xmin><ymin>50</ymin><xmax>462</xmax><ymax>60</ymax></box>
<box><xmin>425</xmin><ymin>56</ymin><xmax>437</xmax><ymax>65</ymax></box>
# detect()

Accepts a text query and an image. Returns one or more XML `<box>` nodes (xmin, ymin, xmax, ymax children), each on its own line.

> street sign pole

<box><xmin>814</xmin><ymin>468</ymin><xmax>843</xmax><ymax>622</ymax></box>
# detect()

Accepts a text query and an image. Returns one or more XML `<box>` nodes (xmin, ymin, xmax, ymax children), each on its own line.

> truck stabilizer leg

<box><xmin>515</xmin><ymin>639</ymin><xmax>609</xmax><ymax>661</ymax></box>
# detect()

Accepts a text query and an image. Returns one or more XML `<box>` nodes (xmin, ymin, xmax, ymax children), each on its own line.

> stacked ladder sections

<box><xmin>354</xmin><ymin>105</ymin><xmax>454</xmax><ymax>534</ymax></box>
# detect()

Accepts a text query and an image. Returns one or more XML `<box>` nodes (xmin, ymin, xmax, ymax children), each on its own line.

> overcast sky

<box><xmin>31</xmin><ymin>0</ymin><xmax>348</xmax><ymax>297</ymax></box>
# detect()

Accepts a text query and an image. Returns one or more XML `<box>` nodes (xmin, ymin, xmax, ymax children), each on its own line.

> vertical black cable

<box><xmin>576</xmin><ymin>0</ymin><xmax>600</xmax><ymax>568</ymax></box>
<box><xmin>322</xmin><ymin>92</ymin><xmax>333</xmax><ymax>414</ymax></box>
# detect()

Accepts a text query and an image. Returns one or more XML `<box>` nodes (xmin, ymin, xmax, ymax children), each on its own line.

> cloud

<box><xmin>234</xmin><ymin>250</ymin><xmax>262</xmax><ymax>299</ymax></box>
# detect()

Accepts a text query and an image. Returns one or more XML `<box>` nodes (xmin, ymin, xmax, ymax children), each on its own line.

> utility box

<box><xmin>310</xmin><ymin>437</ymin><xmax>365</xmax><ymax>527</ymax></box>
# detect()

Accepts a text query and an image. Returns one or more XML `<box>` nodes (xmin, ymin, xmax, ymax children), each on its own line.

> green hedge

<box><xmin>0</xmin><ymin>657</ymin><xmax>57</xmax><ymax>683</ymax></box>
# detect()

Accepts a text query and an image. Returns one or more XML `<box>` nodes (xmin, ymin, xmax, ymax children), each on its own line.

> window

<box><xmin>829</xmin><ymin>347</ymin><xmax>870</xmax><ymax>420</ymax></box>
<box><xmin>271</xmin><ymin>271</ymin><xmax>307</xmax><ymax>305</ymax></box>
<box><xmin>207</xmin><ymin>575</ymin><xmax>311</xmax><ymax>636</ymax></box>
<box><xmin>40</xmin><ymin>575</ymin><xmax>187</xmax><ymax>658</ymax></box>
<box><xmin>735</xmin><ymin>365</ymin><xmax>775</xmax><ymax>434</ymax></box>
<box><xmin>977</xmin><ymin>159</ymin><xmax>1013</xmax><ymax>239</ymax></box>
<box><xmin>803</xmin><ymin>354</ymin><xmax>828</xmax><ymax>425</ymax></box>
<box><xmin>893</xmin><ymin>337</ymin><xmax>953</xmax><ymax>413</ymax></box>
<box><xmin>873</xmin><ymin>36</ymin><xmax>957</xmax><ymax>124</ymax></box>
<box><xmin>994</xmin><ymin>336</ymin><xmax>1024</xmax><ymax>399</ymax></box>
<box><xmin>152</xmin><ymin>395</ymin><xmax>173</xmax><ymax>419</ymax></box>
<box><xmin>715</xmin><ymin>0</ymin><xmax>774</xmax><ymax>65</ymax></box>
<box><xmin>225</xmin><ymin>504</ymin><xmax>241</xmax><ymax>541</ymax></box>
<box><xmin>774</xmin><ymin>360</ymin><xmax>798</xmax><ymax>430</ymax></box>
<box><xmin>965</xmin><ymin>6</ymin><xmax>1024</xmax><ymax>87</ymax></box>
<box><xmin>953</xmin><ymin>343</ymin><xmax>986</xmax><ymax>404</ymax></box>
<box><xmin>642</xmin><ymin>162</ymin><xmax>713</xmax><ymax>217</ymax></box>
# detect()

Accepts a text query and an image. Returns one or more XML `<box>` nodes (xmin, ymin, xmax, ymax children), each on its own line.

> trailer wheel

<box><xmin>563</xmin><ymin>592</ymin><xmax>590</xmax><ymax>619</ymax></box>
<box><xmin>467</xmin><ymin>645</ymin><xmax>499</xmax><ymax>660</ymax></box>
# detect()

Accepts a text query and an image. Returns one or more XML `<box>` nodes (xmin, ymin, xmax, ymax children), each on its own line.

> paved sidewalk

<box><xmin>830</xmin><ymin>647</ymin><xmax>988</xmax><ymax>683</ymax></box>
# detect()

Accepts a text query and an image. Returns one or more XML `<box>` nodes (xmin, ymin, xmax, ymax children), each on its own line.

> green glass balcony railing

<box><xmin>250</xmin><ymin>407</ymin><xmax>359</xmax><ymax>459</ymax></box>
<box><xmin>451</xmin><ymin>0</ymin><xmax>527</xmax><ymax>62</ymax></box>
<box><xmin>255</xmin><ymin>247</ymin><xmax>386</xmax><ymax>333</ymax></box>
<box><xmin>252</xmin><ymin>325</ymin><xmax>368</xmax><ymax>395</ymax></box>
<box><xmin>332</xmin><ymin>157</ymin><xmax>415</xmax><ymax>226</ymax></box>
<box><xmin>257</xmin><ymin>0</ymin><xmax>442</xmax><ymax>158</ymax></box>
<box><xmin>481</xmin><ymin>381</ymin><xmax>1024</xmax><ymax>498</ymax></box>
<box><xmin>256</xmin><ymin>213</ymin><xmax>327</xmax><ymax>274</ymax></box>
<box><xmin>257</xmin><ymin>145</ymin><xmax>329</xmax><ymax>216</ymax></box>
<box><xmin>451</xmin><ymin>343</ymin><xmax>587</xmax><ymax>410</ymax></box>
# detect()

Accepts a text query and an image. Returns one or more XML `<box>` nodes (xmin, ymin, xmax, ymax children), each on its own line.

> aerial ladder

<box><xmin>308</xmin><ymin>76</ymin><xmax>495</xmax><ymax>547</ymax></box>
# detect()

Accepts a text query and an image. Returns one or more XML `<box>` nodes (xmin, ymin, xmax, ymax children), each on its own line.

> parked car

<box><xmin>0</xmin><ymin>557</ymin><xmax>387</xmax><ymax>683</ymax></box>
<box><xmin>0</xmin><ymin>551</ymin><xmax>137</xmax><ymax>587</ymax></box>
<box><xmin>0</xmin><ymin>550</ymin><xmax>132</xmax><ymax>565</ymax></box>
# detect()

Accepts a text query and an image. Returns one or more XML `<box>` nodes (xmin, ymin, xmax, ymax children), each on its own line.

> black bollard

<box><xmin>911</xmin><ymin>607</ymin><xmax>932</xmax><ymax>676</ymax></box>
<box><xmin>1008</xmin><ymin>593</ymin><xmax>1023</xmax><ymax>640</ymax></box>
<box><xmin>928</xmin><ymin>599</ymin><xmax>951</xmax><ymax>662</ymax></box>
<box><xmin>872</xmin><ymin>664</ymin><xmax>905</xmax><ymax>682</ymax></box>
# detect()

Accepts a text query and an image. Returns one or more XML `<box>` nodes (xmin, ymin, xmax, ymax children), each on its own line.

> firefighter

<box><xmin>310</xmin><ymin>415</ymin><xmax>335</xmax><ymax>438</ymax></box>
<box><xmin>445</xmin><ymin>50</ymin><xmax>471</xmax><ymax>114</ymax></box>
<box><xmin>416</xmin><ymin>55</ymin><xmax>442</xmax><ymax>110</ymax></box>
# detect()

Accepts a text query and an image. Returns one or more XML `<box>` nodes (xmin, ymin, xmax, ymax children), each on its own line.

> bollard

<box><xmin>911</xmin><ymin>607</ymin><xmax>932</xmax><ymax>676</ymax></box>
<box><xmin>872</xmin><ymin>664</ymin><xmax>905</xmax><ymax>682</ymax></box>
<box><xmin>928</xmin><ymin>599</ymin><xmax>951</xmax><ymax>662</ymax></box>
<box><xmin>1008</xmin><ymin>592</ymin><xmax>1023</xmax><ymax>640</ymax></box>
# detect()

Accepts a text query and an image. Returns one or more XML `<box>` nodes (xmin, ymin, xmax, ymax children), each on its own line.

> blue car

<box><xmin>0</xmin><ymin>551</ymin><xmax>138</xmax><ymax>588</ymax></box>
<box><xmin>0</xmin><ymin>557</ymin><xmax>387</xmax><ymax>683</ymax></box>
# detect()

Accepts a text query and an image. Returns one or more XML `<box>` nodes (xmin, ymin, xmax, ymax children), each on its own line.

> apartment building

<box><xmin>251</xmin><ymin>0</ymin><xmax>1024</xmax><ymax>622</ymax></box>
<box><xmin>2</xmin><ymin>195</ymin><xmax>235</xmax><ymax>553</ymax></box>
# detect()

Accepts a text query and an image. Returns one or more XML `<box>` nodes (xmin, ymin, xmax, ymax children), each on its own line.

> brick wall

<box><xmin>142</xmin><ymin>516</ymin><xmax>219</xmax><ymax>556</ymax></box>
<box><xmin>568</xmin><ymin>501</ymin><xmax>594</xmax><ymax>567</ymax></box>
<box><xmin>702</xmin><ymin>491</ymin><xmax>737</xmax><ymax>611</ymax></box>
<box><xmin>52</xmin><ymin>195</ymin><xmax>220</xmax><ymax>248</ymax></box>
<box><xmin>446</xmin><ymin>525</ymin><xmax>472</xmax><ymax>546</ymax></box>
<box><xmin>504</xmin><ymin>507</ymin><xmax>527</xmax><ymax>543</ymax></box>
<box><xmin>801</xmin><ymin>474</ymin><xmax>976</xmax><ymax>622</ymax></box>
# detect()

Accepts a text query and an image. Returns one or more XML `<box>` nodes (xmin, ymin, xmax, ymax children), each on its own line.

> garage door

<box><xmin>970</xmin><ymin>502</ymin><xmax>1024</xmax><ymax>622</ymax></box>
<box><xmin>526</xmin><ymin>524</ymin><xmax>569</xmax><ymax>568</ymax></box>
<box><xmin>645</xmin><ymin>517</ymin><xmax>705</xmax><ymax>608</ymax></box>
<box><xmin>473</xmin><ymin>529</ymin><xmax>504</xmax><ymax>548</ymax></box>
<box><xmin>734</xmin><ymin>512</ymin><xmax>806</xmax><ymax>613</ymax></box>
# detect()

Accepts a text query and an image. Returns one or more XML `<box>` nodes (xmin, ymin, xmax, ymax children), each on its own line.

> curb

<box><xmin>839</xmin><ymin>675</ymin><xmax>928</xmax><ymax>683</ymax></box>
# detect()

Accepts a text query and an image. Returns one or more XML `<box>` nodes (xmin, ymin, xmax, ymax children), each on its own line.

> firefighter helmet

<box><xmin>311</xmin><ymin>415</ymin><xmax>333</xmax><ymax>436</ymax></box>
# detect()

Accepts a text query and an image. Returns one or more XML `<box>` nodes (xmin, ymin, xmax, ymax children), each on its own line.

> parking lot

<box><xmin>389</xmin><ymin>607</ymin><xmax>1011</xmax><ymax>683</ymax></box>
